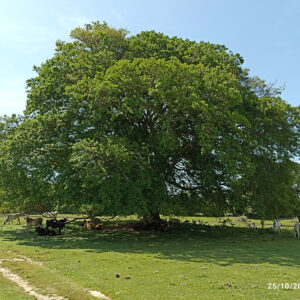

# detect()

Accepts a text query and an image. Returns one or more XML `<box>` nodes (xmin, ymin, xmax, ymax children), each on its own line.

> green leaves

<box><xmin>0</xmin><ymin>22</ymin><xmax>298</xmax><ymax>218</ymax></box>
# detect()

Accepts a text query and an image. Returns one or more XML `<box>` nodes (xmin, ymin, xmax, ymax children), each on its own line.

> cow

<box><xmin>16</xmin><ymin>228</ymin><xmax>29</xmax><ymax>234</ymax></box>
<box><xmin>294</xmin><ymin>222</ymin><xmax>300</xmax><ymax>239</ymax></box>
<box><xmin>46</xmin><ymin>218</ymin><xmax>67</xmax><ymax>234</ymax></box>
<box><xmin>248</xmin><ymin>223</ymin><xmax>258</xmax><ymax>229</ymax></box>
<box><xmin>83</xmin><ymin>220</ymin><xmax>103</xmax><ymax>230</ymax></box>
<box><xmin>3</xmin><ymin>213</ymin><xmax>21</xmax><ymax>225</ymax></box>
<box><xmin>25</xmin><ymin>217</ymin><xmax>43</xmax><ymax>227</ymax></box>
<box><xmin>42</xmin><ymin>211</ymin><xmax>57</xmax><ymax>220</ymax></box>
<box><xmin>270</xmin><ymin>219</ymin><xmax>282</xmax><ymax>232</ymax></box>
<box><xmin>83</xmin><ymin>220</ymin><xmax>93</xmax><ymax>230</ymax></box>
<box><xmin>35</xmin><ymin>226</ymin><xmax>57</xmax><ymax>236</ymax></box>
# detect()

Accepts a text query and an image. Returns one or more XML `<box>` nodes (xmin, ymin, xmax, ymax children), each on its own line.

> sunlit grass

<box><xmin>0</xmin><ymin>273</ymin><xmax>35</xmax><ymax>299</ymax></box>
<box><xmin>0</xmin><ymin>215</ymin><xmax>299</xmax><ymax>299</ymax></box>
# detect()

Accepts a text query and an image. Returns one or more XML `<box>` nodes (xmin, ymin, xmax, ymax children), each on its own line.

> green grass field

<box><xmin>0</xmin><ymin>215</ymin><xmax>300</xmax><ymax>299</ymax></box>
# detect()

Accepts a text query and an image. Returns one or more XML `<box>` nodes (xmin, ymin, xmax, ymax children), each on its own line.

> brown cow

<box><xmin>25</xmin><ymin>217</ymin><xmax>43</xmax><ymax>227</ymax></box>
<box><xmin>83</xmin><ymin>220</ymin><xmax>92</xmax><ymax>230</ymax></box>
<box><xmin>83</xmin><ymin>220</ymin><xmax>103</xmax><ymax>230</ymax></box>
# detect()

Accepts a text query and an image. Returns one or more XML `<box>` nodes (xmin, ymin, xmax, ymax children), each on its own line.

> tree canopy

<box><xmin>0</xmin><ymin>22</ymin><xmax>299</xmax><ymax>219</ymax></box>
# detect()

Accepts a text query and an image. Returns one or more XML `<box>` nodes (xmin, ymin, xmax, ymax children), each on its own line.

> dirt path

<box><xmin>0</xmin><ymin>256</ymin><xmax>110</xmax><ymax>299</ymax></box>
<box><xmin>0</xmin><ymin>259</ymin><xmax>65</xmax><ymax>300</ymax></box>
<box><xmin>88</xmin><ymin>290</ymin><xmax>110</xmax><ymax>299</ymax></box>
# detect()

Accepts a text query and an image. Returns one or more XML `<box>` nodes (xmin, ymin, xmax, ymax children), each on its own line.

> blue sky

<box><xmin>0</xmin><ymin>0</ymin><xmax>299</xmax><ymax>115</ymax></box>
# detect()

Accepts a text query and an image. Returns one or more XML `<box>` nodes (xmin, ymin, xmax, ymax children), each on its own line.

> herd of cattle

<box><xmin>2</xmin><ymin>212</ymin><xmax>106</xmax><ymax>236</ymax></box>
<box><xmin>2</xmin><ymin>212</ymin><xmax>68</xmax><ymax>236</ymax></box>
<box><xmin>241</xmin><ymin>218</ymin><xmax>300</xmax><ymax>238</ymax></box>
<box><xmin>1</xmin><ymin>213</ymin><xmax>300</xmax><ymax>238</ymax></box>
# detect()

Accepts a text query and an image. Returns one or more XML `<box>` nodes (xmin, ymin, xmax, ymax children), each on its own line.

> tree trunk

<box><xmin>143</xmin><ymin>211</ymin><xmax>161</xmax><ymax>223</ymax></box>
<box><xmin>150</xmin><ymin>211</ymin><xmax>161</xmax><ymax>221</ymax></box>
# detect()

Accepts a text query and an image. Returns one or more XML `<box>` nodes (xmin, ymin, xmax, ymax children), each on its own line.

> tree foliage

<box><xmin>0</xmin><ymin>21</ymin><xmax>299</xmax><ymax>218</ymax></box>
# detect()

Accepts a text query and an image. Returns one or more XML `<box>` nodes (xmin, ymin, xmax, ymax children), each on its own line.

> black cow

<box><xmin>36</xmin><ymin>226</ymin><xmax>57</xmax><ymax>236</ymax></box>
<box><xmin>46</xmin><ymin>218</ymin><xmax>67</xmax><ymax>234</ymax></box>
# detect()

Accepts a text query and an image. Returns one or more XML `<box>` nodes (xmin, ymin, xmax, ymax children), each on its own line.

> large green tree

<box><xmin>0</xmin><ymin>22</ymin><xmax>299</xmax><ymax>218</ymax></box>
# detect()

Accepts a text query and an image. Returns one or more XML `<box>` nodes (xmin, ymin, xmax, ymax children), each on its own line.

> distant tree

<box><xmin>0</xmin><ymin>22</ymin><xmax>298</xmax><ymax>219</ymax></box>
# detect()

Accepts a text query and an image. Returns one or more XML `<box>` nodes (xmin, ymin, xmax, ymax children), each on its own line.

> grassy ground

<box><xmin>0</xmin><ymin>215</ymin><xmax>300</xmax><ymax>299</ymax></box>
<box><xmin>0</xmin><ymin>275</ymin><xmax>34</xmax><ymax>299</ymax></box>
